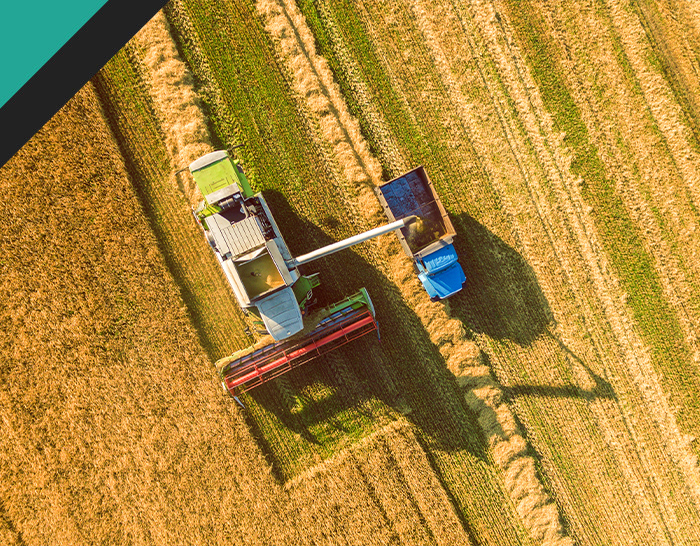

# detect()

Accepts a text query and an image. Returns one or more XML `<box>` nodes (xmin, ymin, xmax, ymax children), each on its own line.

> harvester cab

<box><xmin>190</xmin><ymin>150</ymin><xmax>308</xmax><ymax>340</ymax></box>
<box><xmin>187</xmin><ymin>150</ymin><xmax>414</xmax><ymax>397</ymax></box>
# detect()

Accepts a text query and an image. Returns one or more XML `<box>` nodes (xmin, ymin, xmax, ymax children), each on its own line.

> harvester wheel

<box><xmin>205</xmin><ymin>230</ymin><xmax>216</xmax><ymax>249</ymax></box>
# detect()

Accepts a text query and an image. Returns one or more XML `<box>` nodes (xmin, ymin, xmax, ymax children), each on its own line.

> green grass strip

<box><xmin>500</xmin><ymin>0</ymin><xmax>700</xmax><ymax>430</ymax></box>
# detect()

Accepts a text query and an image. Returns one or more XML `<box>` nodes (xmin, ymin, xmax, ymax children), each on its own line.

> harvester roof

<box><xmin>189</xmin><ymin>150</ymin><xmax>253</xmax><ymax>203</ymax></box>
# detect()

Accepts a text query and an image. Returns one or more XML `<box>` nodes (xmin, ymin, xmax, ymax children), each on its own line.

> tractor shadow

<box><xmin>448</xmin><ymin>213</ymin><xmax>554</xmax><ymax>346</ymax></box>
<box><xmin>446</xmin><ymin>211</ymin><xmax>616</xmax><ymax>398</ymax></box>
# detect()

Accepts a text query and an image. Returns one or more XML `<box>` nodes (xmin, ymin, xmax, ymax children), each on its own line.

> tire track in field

<box><xmin>629</xmin><ymin>0</ymin><xmax>700</xmax><ymax>328</ymax></box>
<box><xmin>525</xmin><ymin>0</ymin><xmax>700</xmax><ymax>514</ymax></box>
<box><xmin>606</xmin><ymin>0</ymin><xmax>700</xmax><ymax>211</ymax></box>
<box><xmin>256</xmin><ymin>0</ymin><xmax>568</xmax><ymax>544</ymax></box>
<box><xmin>406</xmin><ymin>0</ymin><xmax>700</xmax><ymax>542</ymax></box>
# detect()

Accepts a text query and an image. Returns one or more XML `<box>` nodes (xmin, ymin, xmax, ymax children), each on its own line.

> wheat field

<box><xmin>3</xmin><ymin>0</ymin><xmax>700</xmax><ymax>544</ymax></box>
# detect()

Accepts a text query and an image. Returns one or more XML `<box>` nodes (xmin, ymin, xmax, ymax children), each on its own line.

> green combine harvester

<box><xmin>186</xmin><ymin>150</ymin><xmax>415</xmax><ymax>398</ymax></box>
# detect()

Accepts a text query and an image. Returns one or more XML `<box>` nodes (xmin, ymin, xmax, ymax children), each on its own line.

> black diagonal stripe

<box><xmin>0</xmin><ymin>0</ymin><xmax>168</xmax><ymax>168</ymax></box>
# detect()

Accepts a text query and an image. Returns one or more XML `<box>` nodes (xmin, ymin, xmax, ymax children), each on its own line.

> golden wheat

<box><xmin>256</xmin><ymin>0</ymin><xmax>572</xmax><ymax>543</ymax></box>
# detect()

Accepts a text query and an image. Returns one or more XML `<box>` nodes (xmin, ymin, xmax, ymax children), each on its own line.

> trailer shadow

<box><xmin>446</xmin><ymin>211</ymin><xmax>616</xmax><ymax>398</ymax></box>
<box><xmin>448</xmin><ymin>213</ymin><xmax>554</xmax><ymax>346</ymax></box>
<box><xmin>501</xmin><ymin>332</ymin><xmax>616</xmax><ymax>402</ymax></box>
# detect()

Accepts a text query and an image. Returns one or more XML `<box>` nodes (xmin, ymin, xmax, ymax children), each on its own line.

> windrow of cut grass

<box><xmin>133</xmin><ymin>10</ymin><xmax>213</xmax><ymax>206</ymax></box>
<box><xmin>0</xmin><ymin>85</ymin><xmax>302</xmax><ymax>546</ymax></box>
<box><xmin>297</xmin><ymin>0</ymin><xmax>700</xmax><ymax>543</ymax></box>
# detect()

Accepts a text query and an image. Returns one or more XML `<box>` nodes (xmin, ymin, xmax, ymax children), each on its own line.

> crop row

<box><xmin>296</xmin><ymin>0</ymin><xmax>700</xmax><ymax>543</ymax></box>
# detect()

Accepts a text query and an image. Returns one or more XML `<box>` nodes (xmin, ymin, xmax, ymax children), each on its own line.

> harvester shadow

<box><xmin>242</xmin><ymin>191</ymin><xmax>409</xmax><ymax>453</ymax></box>
<box><xmin>244</xmin><ymin>193</ymin><xmax>493</xmax><ymax>464</ymax></box>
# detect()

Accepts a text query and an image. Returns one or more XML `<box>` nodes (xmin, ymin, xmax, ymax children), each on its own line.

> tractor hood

<box><xmin>256</xmin><ymin>286</ymin><xmax>304</xmax><ymax>341</ymax></box>
<box><xmin>418</xmin><ymin>262</ymin><xmax>466</xmax><ymax>300</ymax></box>
<box><xmin>421</xmin><ymin>243</ymin><xmax>459</xmax><ymax>274</ymax></box>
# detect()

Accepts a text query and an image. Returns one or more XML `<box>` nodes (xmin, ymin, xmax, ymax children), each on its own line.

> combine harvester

<box><xmin>186</xmin><ymin>150</ymin><xmax>415</xmax><ymax>400</ymax></box>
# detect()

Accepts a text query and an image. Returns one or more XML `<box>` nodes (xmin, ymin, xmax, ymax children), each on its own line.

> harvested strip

<box><xmin>256</xmin><ymin>0</ymin><xmax>568</xmax><ymax>543</ymax></box>
<box><xmin>299</xmin><ymin>0</ymin><xmax>700</xmax><ymax>543</ymax></box>
<box><xmin>511</xmin><ymin>0</ymin><xmax>700</xmax><ymax>516</ymax></box>
<box><xmin>289</xmin><ymin>421</ymin><xmax>473</xmax><ymax>546</ymax></box>
<box><xmin>163</xmin><ymin>0</ymin><xmax>412</xmax><ymax>481</ymax></box>
<box><xmin>134</xmin><ymin>10</ymin><xmax>213</xmax><ymax>205</ymax></box>
<box><xmin>257</xmin><ymin>0</ymin><xmax>385</xmax><ymax>230</ymax></box>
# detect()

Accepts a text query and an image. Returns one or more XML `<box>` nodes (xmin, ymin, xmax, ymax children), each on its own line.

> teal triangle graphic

<box><xmin>0</xmin><ymin>1</ymin><xmax>107</xmax><ymax>108</ymax></box>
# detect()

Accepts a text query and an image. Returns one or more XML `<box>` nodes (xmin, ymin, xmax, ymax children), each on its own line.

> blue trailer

<box><xmin>374</xmin><ymin>167</ymin><xmax>466</xmax><ymax>300</ymax></box>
